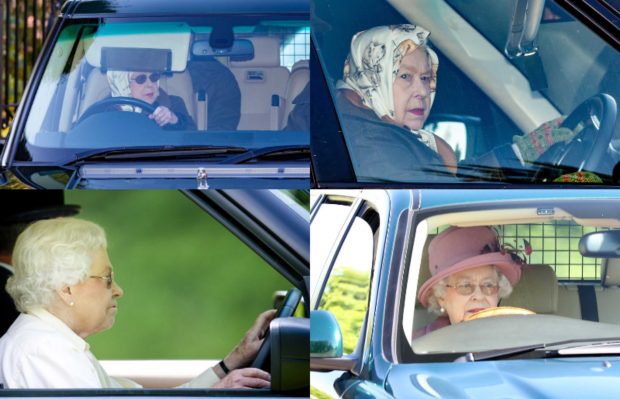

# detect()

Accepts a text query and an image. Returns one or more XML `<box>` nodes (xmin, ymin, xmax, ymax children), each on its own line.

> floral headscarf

<box><xmin>337</xmin><ymin>24</ymin><xmax>439</xmax><ymax>133</ymax></box>
<box><xmin>106</xmin><ymin>70</ymin><xmax>157</xmax><ymax>112</ymax></box>
<box><xmin>106</xmin><ymin>71</ymin><xmax>131</xmax><ymax>97</ymax></box>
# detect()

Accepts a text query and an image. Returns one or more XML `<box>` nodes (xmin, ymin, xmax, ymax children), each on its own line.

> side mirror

<box><xmin>310</xmin><ymin>310</ymin><xmax>343</xmax><ymax>358</ymax></box>
<box><xmin>270</xmin><ymin>317</ymin><xmax>309</xmax><ymax>393</ymax></box>
<box><xmin>310</xmin><ymin>310</ymin><xmax>356</xmax><ymax>372</ymax></box>
<box><xmin>579</xmin><ymin>230</ymin><xmax>620</xmax><ymax>257</ymax></box>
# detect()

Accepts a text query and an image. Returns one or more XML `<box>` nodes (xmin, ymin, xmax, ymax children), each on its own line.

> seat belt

<box><xmin>577</xmin><ymin>285</ymin><xmax>599</xmax><ymax>322</ymax></box>
<box><xmin>196</xmin><ymin>90</ymin><xmax>207</xmax><ymax>130</ymax></box>
<box><xmin>270</xmin><ymin>94</ymin><xmax>280</xmax><ymax>130</ymax></box>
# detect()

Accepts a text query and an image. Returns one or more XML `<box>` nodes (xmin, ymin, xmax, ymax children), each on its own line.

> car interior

<box><xmin>401</xmin><ymin>203</ymin><xmax>620</xmax><ymax>359</ymax></box>
<box><xmin>313</xmin><ymin>0</ymin><xmax>620</xmax><ymax>182</ymax></box>
<box><xmin>53</xmin><ymin>22</ymin><xmax>309</xmax><ymax>134</ymax></box>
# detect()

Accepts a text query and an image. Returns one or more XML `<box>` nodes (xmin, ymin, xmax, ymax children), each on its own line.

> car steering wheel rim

<box><xmin>250</xmin><ymin>287</ymin><xmax>302</xmax><ymax>372</ymax></box>
<box><xmin>77</xmin><ymin>96</ymin><xmax>158</xmax><ymax>125</ymax></box>
<box><xmin>533</xmin><ymin>93</ymin><xmax>617</xmax><ymax>181</ymax></box>
<box><xmin>463</xmin><ymin>306</ymin><xmax>535</xmax><ymax>322</ymax></box>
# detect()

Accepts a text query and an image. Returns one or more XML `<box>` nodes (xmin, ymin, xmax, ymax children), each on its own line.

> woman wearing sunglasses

<box><xmin>106</xmin><ymin>70</ymin><xmax>196</xmax><ymax>130</ymax></box>
<box><xmin>413</xmin><ymin>226</ymin><xmax>524</xmax><ymax>339</ymax></box>
<box><xmin>0</xmin><ymin>217</ymin><xmax>272</xmax><ymax>389</ymax></box>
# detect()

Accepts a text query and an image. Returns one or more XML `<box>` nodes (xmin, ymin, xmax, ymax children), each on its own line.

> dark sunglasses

<box><xmin>130</xmin><ymin>72</ymin><xmax>161</xmax><ymax>85</ymax></box>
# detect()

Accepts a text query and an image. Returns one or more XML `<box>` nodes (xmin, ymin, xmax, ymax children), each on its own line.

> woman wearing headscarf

<box><xmin>107</xmin><ymin>71</ymin><xmax>196</xmax><ymax>130</ymax></box>
<box><xmin>0</xmin><ymin>217</ymin><xmax>272</xmax><ymax>389</ymax></box>
<box><xmin>413</xmin><ymin>226</ymin><xmax>525</xmax><ymax>339</ymax></box>
<box><xmin>338</xmin><ymin>25</ymin><xmax>582</xmax><ymax>182</ymax></box>
<box><xmin>336</xmin><ymin>24</ymin><xmax>456</xmax><ymax>180</ymax></box>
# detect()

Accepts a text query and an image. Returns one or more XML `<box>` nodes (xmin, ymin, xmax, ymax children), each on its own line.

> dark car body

<box><xmin>311</xmin><ymin>189</ymin><xmax>620</xmax><ymax>398</ymax></box>
<box><xmin>0</xmin><ymin>0</ymin><xmax>310</xmax><ymax>189</ymax></box>
<box><xmin>311</xmin><ymin>0</ymin><xmax>620</xmax><ymax>187</ymax></box>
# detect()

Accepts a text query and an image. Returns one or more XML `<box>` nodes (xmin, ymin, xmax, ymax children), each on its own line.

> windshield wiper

<box><xmin>458</xmin><ymin>338</ymin><xmax>620</xmax><ymax>362</ymax></box>
<box><xmin>222</xmin><ymin>145</ymin><xmax>309</xmax><ymax>164</ymax></box>
<box><xmin>65</xmin><ymin>145</ymin><xmax>248</xmax><ymax>165</ymax></box>
<box><xmin>456</xmin><ymin>343</ymin><xmax>545</xmax><ymax>362</ymax></box>
<box><xmin>545</xmin><ymin>340</ymin><xmax>620</xmax><ymax>356</ymax></box>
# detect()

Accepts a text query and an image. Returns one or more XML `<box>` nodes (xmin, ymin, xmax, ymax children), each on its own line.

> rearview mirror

<box><xmin>191</xmin><ymin>39</ymin><xmax>254</xmax><ymax>62</ymax></box>
<box><xmin>579</xmin><ymin>230</ymin><xmax>620</xmax><ymax>257</ymax></box>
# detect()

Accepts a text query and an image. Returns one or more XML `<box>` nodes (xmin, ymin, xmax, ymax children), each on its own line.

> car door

<box><xmin>310</xmin><ymin>190</ymin><xmax>417</xmax><ymax>399</ymax></box>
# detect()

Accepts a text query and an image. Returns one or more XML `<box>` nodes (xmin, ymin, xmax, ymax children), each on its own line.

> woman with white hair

<box><xmin>107</xmin><ymin>70</ymin><xmax>196</xmax><ymax>130</ymax></box>
<box><xmin>413</xmin><ymin>226</ymin><xmax>524</xmax><ymax>339</ymax></box>
<box><xmin>0</xmin><ymin>217</ymin><xmax>272</xmax><ymax>389</ymax></box>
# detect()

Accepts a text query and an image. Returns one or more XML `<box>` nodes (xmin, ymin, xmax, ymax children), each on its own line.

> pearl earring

<box><xmin>69</xmin><ymin>301</ymin><xmax>75</xmax><ymax>307</ymax></box>
<box><xmin>440</xmin><ymin>306</ymin><xmax>445</xmax><ymax>313</ymax></box>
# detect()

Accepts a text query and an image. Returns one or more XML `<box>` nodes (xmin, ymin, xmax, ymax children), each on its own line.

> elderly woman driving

<box><xmin>413</xmin><ymin>226</ymin><xmax>523</xmax><ymax>339</ymax></box>
<box><xmin>0</xmin><ymin>217</ymin><xmax>272</xmax><ymax>389</ymax></box>
<box><xmin>107</xmin><ymin>70</ymin><xmax>196</xmax><ymax>130</ymax></box>
<box><xmin>338</xmin><ymin>25</ymin><xmax>580</xmax><ymax>182</ymax></box>
<box><xmin>336</xmin><ymin>24</ymin><xmax>456</xmax><ymax>178</ymax></box>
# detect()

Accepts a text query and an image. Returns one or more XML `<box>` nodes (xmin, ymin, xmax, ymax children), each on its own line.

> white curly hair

<box><xmin>6</xmin><ymin>217</ymin><xmax>107</xmax><ymax>313</ymax></box>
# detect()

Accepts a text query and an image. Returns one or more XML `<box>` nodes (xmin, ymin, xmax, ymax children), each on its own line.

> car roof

<box><xmin>62</xmin><ymin>0</ymin><xmax>309</xmax><ymax>16</ymax></box>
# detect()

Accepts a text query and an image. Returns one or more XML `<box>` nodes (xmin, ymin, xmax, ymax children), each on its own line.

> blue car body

<box><xmin>311</xmin><ymin>189</ymin><xmax>620</xmax><ymax>398</ymax></box>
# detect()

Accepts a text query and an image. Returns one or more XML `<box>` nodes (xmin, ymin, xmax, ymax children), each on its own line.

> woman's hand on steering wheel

<box><xmin>149</xmin><ymin>105</ymin><xmax>179</xmax><ymax>127</ymax></box>
<box><xmin>223</xmin><ymin>309</ymin><xmax>277</xmax><ymax>370</ymax></box>
<box><xmin>464</xmin><ymin>306</ymin><xmax>535</xmax><ymax>321</ymax></box>
<box><xmin>212</xmin><ymin>367</ymin><xmax>271</xmax><ymax>389</ymax></box>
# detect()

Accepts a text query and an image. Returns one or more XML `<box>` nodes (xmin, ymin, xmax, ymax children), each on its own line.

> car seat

<box><xmin>281</xmin><ymin>59</ymin><xmax>309</xmax><ymax>128</ymax></box>
<box><xmin>230</xmin><ymin>37</ymin><xmax>289</xmax><ymax>130</ymax></box>
<box><xmin>500</xmin><ymin>264</ymin><xmax>558</xmax><ymax>314</ymax></box>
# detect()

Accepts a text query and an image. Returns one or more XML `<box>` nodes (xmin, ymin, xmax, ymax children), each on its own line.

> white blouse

<box><xmin>0</xmin><ymin>308</ymin><xmax>219</xmax><ymax>389</ymax></box>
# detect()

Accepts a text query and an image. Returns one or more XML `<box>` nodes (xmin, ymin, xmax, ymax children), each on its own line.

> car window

<box><xmin>402</xmin><ymin>207</ymin><xmax>620</xmax><ymax>360</ymax></box>
<box><xmin>312</xmin><ymin>0</ymin><xmax>620</xmax><ymax>184</ymax></box>
<box><xmin>17</xmin><ymin>16</ymin><xmax>309</xmax><ymax>163</ymax></box>
<box><xmin>64</xmin><ymin>190</ymin><xmax>290</xmax><ymax>364</ymax></box>
<box><xmin>313</xmin><ymin>207</ymin><xmax>373</xmax><ymax>355</ymax></box>
<box><xmin>446</xmin><ymin>0</ymin><xmax>619</xmax><ymax>114</ymax></box>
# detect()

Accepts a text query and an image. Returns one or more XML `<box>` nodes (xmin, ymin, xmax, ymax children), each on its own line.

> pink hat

<box><xmin>418</xmin><ymin>226</ymin><xmax>523</xmax><ymax>307</ymax></box>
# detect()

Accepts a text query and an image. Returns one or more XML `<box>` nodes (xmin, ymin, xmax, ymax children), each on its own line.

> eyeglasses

<box><xmin>89</xmin><ymin>273</ymin><xmax>114</xmax><ymax>289</ymax></box>
<box><xmin>130</xmin><ymin>72</ymin><xmax>161</xmax><ymax>85</ymax></box>
<box><xmin>445</xmin><ymin>281</ymin><xmax>499</xmax><ymax>296</ymax></box>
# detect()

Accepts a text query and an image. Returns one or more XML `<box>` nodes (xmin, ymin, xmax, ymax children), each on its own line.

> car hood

<box><xmin>387</xmin><ymin>357</ymin><xmax>620</xmax><ymax>398</ymax></box>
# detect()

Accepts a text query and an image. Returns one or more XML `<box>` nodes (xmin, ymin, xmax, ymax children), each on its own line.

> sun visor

<box><xmin>101</xmin><ymin>47</ymin><xmax>172</xmax><ymax>72</ymax></box>
<box><xmin>85</xmin><ymin>22</ymin><xmax>191</xmax><ymax>72</ymax></box>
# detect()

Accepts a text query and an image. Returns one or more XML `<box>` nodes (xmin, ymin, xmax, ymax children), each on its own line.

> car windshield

<box><xmin>17</xmin><ymin>16</ymin><xmax>309</xmax><ymax>163</ymax></box>
<box><xmin>313</xmin><ymin>0</ymin><xmax>620</xmax><ymax>184</ymax></box>
<box><xmin>401</xmin><ymin>200</ymin><xmax>620</xmax><ymax>360</ymax></box>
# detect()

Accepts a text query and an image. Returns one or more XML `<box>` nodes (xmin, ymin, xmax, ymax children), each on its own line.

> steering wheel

<box><xmin>250</xmin><ymin>287</ymin><xmax>303</xmax><ymax>372</ymax></box>
<box><xmin>77</xmin><ymin>96</ymin><xmax>158</xmax><ymax>125</ymax></box>
<box><xmin>464</xmin><ymin>306</ymin><xmax>535</xmax><ymax>322</ymax></box>
<box><xmin>533</xmin><ymin>93</ymin><xmax>617</xmax><ymax>182</ymax></box>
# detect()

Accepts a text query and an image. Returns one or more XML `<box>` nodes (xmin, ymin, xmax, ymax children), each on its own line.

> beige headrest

<box><xmin>230</xmin><ymin>37</ymin><xmax>281</xmax><ymax>67</ymax></box>
<box><xmin>291</xmin><ymin>59</ymin><xmax>309</xmax><ymax>71</ymax></box>
<box><xmin>501</xmin><ymin>264</ymin><xmax>558</xmax><ymax>314</ymax></box>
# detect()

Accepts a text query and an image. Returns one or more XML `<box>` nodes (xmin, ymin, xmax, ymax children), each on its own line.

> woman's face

<box><xmin>129</xmin><ymin>71</ymin><xmax>160</xmax><ymax>104</ymax></box>
<box><xmin>392</xmin><ymin>48</ymin><xmax>432</xmax><ymax>131</ymax></box>
<box><xmin>70</xmin><ymin>248</ymin><xmax>123</xmax><ymax>339</ymax></box>
<box><xmin>437</xmin><ymin>265</ymin><xmax>500</xmax><ymax>325</ymax></box>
